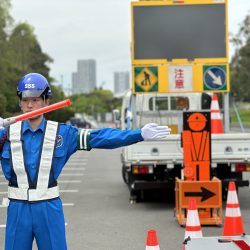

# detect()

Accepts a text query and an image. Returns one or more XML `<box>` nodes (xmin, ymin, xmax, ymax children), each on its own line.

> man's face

<box><xmin>20</xmin><ymin>97</ymin><xmax>49</xmax><ymax>120</ymax></box>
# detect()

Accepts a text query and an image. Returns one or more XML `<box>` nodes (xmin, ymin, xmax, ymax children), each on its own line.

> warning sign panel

<box><xmin>203</xmin><ymin>65</ymin><xmax>227</xmax><ymax>91</ymax></box>
<box><xmin>134</xmin><ymin>66</ymin><xmax>158</xmax><ymax>92</ymax></box>
<box><xmin>179</xmin><ymin>178</ymin><xmax>221</xmax><ymax>207</ymax></box>
<box><xmin>168</xmin><ymin>65</ymin><xmax>193</xmax><ymax>92</ymax></box>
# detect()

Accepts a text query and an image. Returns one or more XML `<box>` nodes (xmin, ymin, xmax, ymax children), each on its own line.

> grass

<box><xmin>230</xmin><ymin>103</ymin><xmax>250</xmax><ymax>126</ymax></box>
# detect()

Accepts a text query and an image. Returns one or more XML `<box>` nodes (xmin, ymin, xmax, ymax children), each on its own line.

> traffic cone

<box><xmin>223</xmin><ymin>181</ymin><xmax>245</xmax><ymax>236</ymax></box>
<box><xmin>210</xmin><ymin>93</ymin><xmax>224</xmax><ymax>134</ymax></box>
<box><xmin>184</xmin><ymin>198</ymin><xmax>202</xmax><ymax>239</ymax></box>
<box><xmin>145</xmin><ymin>230</ymin><xmax>160</xmax><ymax>250</ymax></box>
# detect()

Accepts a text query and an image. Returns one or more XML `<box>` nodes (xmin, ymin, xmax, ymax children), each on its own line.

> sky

<box><xmin>10</xmin><ymin>0</ymin><xmax>250</xmax><ymax>92</ymax></box>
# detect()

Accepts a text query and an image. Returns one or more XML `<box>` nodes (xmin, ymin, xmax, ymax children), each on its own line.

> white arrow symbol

<box><xmin>207</xmin><ymin>70</ymin><xmax>223</xmax><ymax>86</ymax></box>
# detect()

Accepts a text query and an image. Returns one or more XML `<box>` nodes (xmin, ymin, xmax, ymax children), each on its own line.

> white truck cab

<box><xmin>121</xmin><ymin>90</ymin><xmax>212</xmax><ymax>133</ymax></box>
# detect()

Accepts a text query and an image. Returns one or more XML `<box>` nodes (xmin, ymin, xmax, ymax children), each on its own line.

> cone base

<box><xmin>223</xmin><ymin>217</ymin><xmax>244</xmax><ymax>236</ymax></box>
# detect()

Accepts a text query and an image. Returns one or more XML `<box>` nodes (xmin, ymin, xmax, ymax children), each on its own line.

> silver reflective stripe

<box><xmin>37</xmin><ymin>121</ymin><xmax>58</xmax><ymax>188</ymax></box>
<box><xmin>79</xmin><ymin>129</ymin><xmax>91</xmax><ymax>150</ymax></box>
<box><xmin>8</xmin><ymin>186</ymin><xmax>59</xmax><ymax>201</ymax></box>
<box><xmin>83</xmin><ymin>129</ymin><xmax>90</xmax><ymax>150</ymax></box>
<box><xmin>9</xmin><ymin>122</ymin><xmax>29</xmax><ymax>188</ymax></box>
<box><xmin>80</xmin><ymin>129</ymin><xmax>84</xmax><ymax>149</ymax></box>
<box><xmin>8</xmin><ymin>120</ymin><xmax>59</xmax><ymax>201</ymax></box>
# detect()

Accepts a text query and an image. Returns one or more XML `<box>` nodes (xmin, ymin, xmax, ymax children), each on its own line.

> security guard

<box><xmin>0</xmin><ymin>73</ymin><xmax>171</xmax><ymax>250</ymax></box>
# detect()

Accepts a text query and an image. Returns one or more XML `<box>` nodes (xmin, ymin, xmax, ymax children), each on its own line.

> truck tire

<box><xmin>130</xmin><ymin>190</ymin><xmax>143</xmax><ymax>203</ymax></box>
<box><xmin>122</xmin><ymin>165</ymin><xmax>128</xmax><ymax>184</ymax></box>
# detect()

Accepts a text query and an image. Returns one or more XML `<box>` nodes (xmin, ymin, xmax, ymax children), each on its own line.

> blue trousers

<box><xmin>5</xmin><ymin>198</ymin><xmax>67</xmax><ymax>250</ymax></box>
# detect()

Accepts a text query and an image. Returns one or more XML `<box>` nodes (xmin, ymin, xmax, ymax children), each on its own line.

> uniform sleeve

<box><xmin>89</xmin><ymin>128</ymin><xmax>143</xmax><ymax>149</ymax></box>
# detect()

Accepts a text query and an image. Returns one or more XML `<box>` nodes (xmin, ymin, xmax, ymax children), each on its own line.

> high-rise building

<box><xmin>71</xmin><ymin>72</ymin><xmax>78</xmax><ymax>94</ymax></box>
<box><xmin>114</xmin><ymin>71</ymin><xmax>130</xmax><ymax>95</ymax></box>
<box><xmin>71</xmin><ymin>59</ymin><xmax>97</xmax><ymax>94</ymax></box>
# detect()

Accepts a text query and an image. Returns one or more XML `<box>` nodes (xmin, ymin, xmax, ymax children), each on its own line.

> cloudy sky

<box><xmin>10</xmin><ymin>0</ymin><xmax>250</xmax><ymax>91</ymax></box>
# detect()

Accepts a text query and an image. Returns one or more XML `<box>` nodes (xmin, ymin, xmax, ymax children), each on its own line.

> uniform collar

<box><xmin>22</xmin><ymin>118</ymin><xmax>46</xmax><ymax>133</ymax></box>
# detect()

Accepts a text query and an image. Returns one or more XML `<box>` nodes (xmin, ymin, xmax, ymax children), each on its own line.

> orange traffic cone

<box><xmin>145</xmin><ymin>230</ymin><xmax>160</xmax><ymax>250</ymax></box>
<box><xmin>223</xmin><ymin>181</ymin><xmax>245</xmax><ymax>236</ymax></box>
<box><xmin>210</xmin><ymin>93</ymin><xmax>224</xmax><ymax>134</ymax></box>
<box><xmin>184</xmin><ymin>198</ymin><xmax>202</xmax><ymax>240</ymax></box>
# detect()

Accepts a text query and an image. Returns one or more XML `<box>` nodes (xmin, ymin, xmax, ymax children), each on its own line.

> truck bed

<box><xmin>122</xmin><ymin>133</ymin><xmax>250</xmax><ymax>166</ymax></box>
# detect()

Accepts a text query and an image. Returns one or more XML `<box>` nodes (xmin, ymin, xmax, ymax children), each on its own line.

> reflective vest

<box><xmin>8</xmin><ymin>121</ymin><xmax>59</xmax><ymax>202</ymax></box>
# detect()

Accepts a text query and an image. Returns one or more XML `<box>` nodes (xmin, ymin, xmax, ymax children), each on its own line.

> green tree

<box><xmin>0</xmin><ymin>0</ymin><xmax>12</xmax><ymax>116</ymax></box>
<box><xmin>70</xmin><ymin>89</ymin><xmax>122</xmax><ymax>116</ymax></box>
<box><xmin>2</xmin><ymin>22</ymin><xmax>53</xmax><ymax>116</ymax></box>
<box><xmin>45</xmin><ymin>85</ymin><xmax>74</xmax><ymax>122</ymax></box>
<box><xmin>230</xmin><ymin>12</ymin><xmax>250</xmax><ymax>102</ymax></box>
<box><xmin>0</xmin><ymin>1</ymin><xmax>73</xmax><ymax>122</ymax></box>
<box><xmin>8</xmin><ymin>23</ymin><xmax>53</xmax><ymax>77</ymax></box>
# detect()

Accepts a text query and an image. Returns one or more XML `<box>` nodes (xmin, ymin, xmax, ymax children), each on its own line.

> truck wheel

<box><xmin>122</xmin><ymin>165</ymin><xmax>128</xmax><ymax>184</ymax></box>
<box><xmin>130</xmin><ymin>190</ymin><xmax>142</xmax><ymax>203</ymax></box>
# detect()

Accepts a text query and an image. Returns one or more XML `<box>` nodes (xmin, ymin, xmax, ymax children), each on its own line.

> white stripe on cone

<box><xmin>185</xmin><ymin>229</ymin><xmax>202</xmax><ymax>239</ymax></box>
<box><xmin>184</xmin><ymin>210</ymin><xmax>202</xmax><ymax>239</ymax></box>
<box><xmin>211</xmin><ymin>112</ymin><xmax>222</xmax><ymax>119</ymax></box>
<box><xmin>227</xmin><ymin>190</ymin><xmax>239</xmax><ymax>204</ymax></box>
<box><xmin>186</xmin><ymin>210</ymin><xmax>200</xmax><ymax>228</ymax></box>
<box><xmin>146</xmin><ymin>246</ymin><xmax>160</xmax><ymax>250</ymax></box>
<box><xmin>211</xmin><ymin>100</ymin><xmax>220</xmax><ymax>110</ymax></box>
<box><xmin>225</xmin><ymin>190</ymin><xmax>241</xmax><ymax>217</ymax></box>
<box><xmin>225</xmin><ymin>207</ymin><xmax>241</xmax><ymax>217</ymax></box>
<box><xmin>185</xmin><ymin>231</ymin><xmax>202</xmax><ymax>238</ymax></box>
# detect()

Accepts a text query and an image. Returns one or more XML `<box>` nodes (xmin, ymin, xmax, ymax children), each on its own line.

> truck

<box><xmin>112</xmin><ymin>0</ymin><xmax>250</xmax><ymax>202</ymax></box>
<box><xmin>115</xmin><ymin>90</ymin><xmax>250</xmax><ymax>202</ymax></box>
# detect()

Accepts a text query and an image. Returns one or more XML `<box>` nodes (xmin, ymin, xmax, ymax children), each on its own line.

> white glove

<box><xmin>0</xmin><ymin>117</ymin><xmax>4</xmax><ymax>130</ymax></box>
<box><xmin>141</xmin><ymin>123</ymin><xmax>171</xmax><ymax>140</ymax></box>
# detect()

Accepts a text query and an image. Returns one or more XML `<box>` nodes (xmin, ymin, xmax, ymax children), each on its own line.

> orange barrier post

<box><xmin>3</xmin><ymin>99</ymin><xmax>71</xmax><ymax>127</ymax></box>
<box><xmin>184</xmin><ymin>198</ymin><xmax>203</xmax><ymax>240</ymax></box>
<box><xmin>145</xmin><ymin>230</ymin><xmax>160</xmax><ymax>250</ymax></box>
<box><xmin>223</xmin><ymin>181</ymin><xmax>245</xmax><ymax>236</ymax></box>
<box><xmin>210</xmin><ymin>94</ymin><xmax>223</xmax><ymax>134</ymax></box>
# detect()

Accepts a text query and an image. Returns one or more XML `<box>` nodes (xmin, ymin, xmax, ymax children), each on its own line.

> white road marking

<box><xmin>0</xmin><ymin>203</ymin><xmax>75</xmax><ymax>207</ymax></box>
<box><xmin>63</xmin><ymin>168</ymin><xmax>86</xmax><ymax>171</ymax></box>
<box><xmin>60</xmin><ymin>190</ymin><xmax>79</xmax><ymax>193</ymax></box>
<box><xmin>58</xmin><ymin>180</ymin><xmax>82</xmax><ymax>183</ymax></box>
<box><xmin>67</xmin><ymin>159</ymin><xmax>88</xmax><ymax>165</ymax></box>
<box><xmin>0</xmin><ymin>225</ymin><xmax>6</xmax><ymax>228</ymax></box>
<box><xmin>62</xmin><ymin>203</ymin><xmax>75</xmax><ymax>207</ymax></box>
<box><xmin>60</xmin><ymin>173</ymin><xmax>84</xmax><ymax>176</ymax></box>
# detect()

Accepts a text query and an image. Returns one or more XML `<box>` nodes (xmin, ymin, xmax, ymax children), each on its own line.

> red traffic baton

<box><xmin>3</xmin><ymin>99</ymin><xmax>71</xmax><ymax>127</ymax></box>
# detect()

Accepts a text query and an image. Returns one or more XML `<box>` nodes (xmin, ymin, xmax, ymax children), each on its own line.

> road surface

<box><xmin>0</xmin><ymin>149</ymin><xmax>250</xmax><ymax>249</ymax></box>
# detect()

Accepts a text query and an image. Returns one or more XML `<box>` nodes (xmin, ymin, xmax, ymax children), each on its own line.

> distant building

<box><xmin>71</xmin><ymin>59</ymin><xmax>97</xmax><ymax>94</ymax></box>
<box><xmin>72</xmin><ymin>72</ymin><xmax>78</xmax><ymax>94</ymax></box>
<box><xmin>114</xmin><ymin>71</ymin><xmax>130</xmax><ymax>96</ymax></box>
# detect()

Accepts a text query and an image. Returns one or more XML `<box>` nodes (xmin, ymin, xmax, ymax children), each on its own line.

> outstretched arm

<box><xmin>78</xmin><ymin>123</ymin><xmax>171</xmax><ymax>150</ymax></box>
<box><xmin>89</xmin><ymin>128</ymin><xmax>143</xmax><ymax>149</ymax></box>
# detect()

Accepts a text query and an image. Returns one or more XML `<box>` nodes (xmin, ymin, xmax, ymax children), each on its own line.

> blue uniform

<box><xmin>0</xmin><ymin>118</ymin><xmax>143</xmax><ymax>250</ymax></box>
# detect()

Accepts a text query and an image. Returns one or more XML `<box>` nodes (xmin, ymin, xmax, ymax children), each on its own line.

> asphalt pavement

<box><xmin>0</xmin><ymin>149</ymin><xmax>250</xmax><ymax>249</ymax></box>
